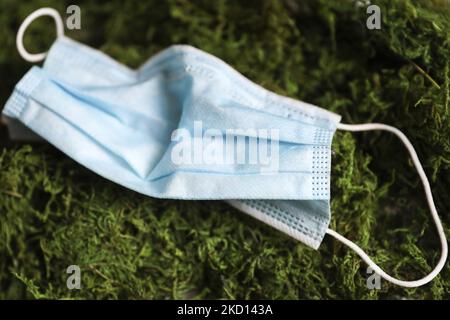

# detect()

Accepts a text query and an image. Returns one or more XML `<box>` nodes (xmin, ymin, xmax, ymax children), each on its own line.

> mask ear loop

<box><xmin>16</xmin><ymin>7</ymin><xmax>64</xmax><ymax>63</ymax></box>
<box><xmin>327</xmin><ymin>122</ymin><xmax>448</xmax><ymax>288</ymax></box>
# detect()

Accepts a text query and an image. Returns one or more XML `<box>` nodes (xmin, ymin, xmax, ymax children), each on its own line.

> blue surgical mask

<box><xmin>38</xmin><ymin>36</ymin><xmax>337</xmax><ymax>251</ymax></box>
<box><xmin>3</xmin><ymin>8</ymin><xmax>447</xmax><ymax>288</ymax></box>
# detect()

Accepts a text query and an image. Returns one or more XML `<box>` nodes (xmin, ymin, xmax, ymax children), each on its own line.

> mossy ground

<box><xmin>0</xmin><ymin>0</ymin><xmax>449</xmax><ymax>299</ymax></box>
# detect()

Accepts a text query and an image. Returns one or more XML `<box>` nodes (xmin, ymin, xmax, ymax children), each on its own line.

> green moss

<box><xmin>0</xmin><ymin>0</ymin><xmax>449</xmax><ymax>299</ymax></box>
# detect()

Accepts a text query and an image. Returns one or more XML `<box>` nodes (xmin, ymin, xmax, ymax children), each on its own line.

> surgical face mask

<box><xmin>3</xmin><ymin>8</ymin><xmax>447</xmax><ymax>288</ymax></box>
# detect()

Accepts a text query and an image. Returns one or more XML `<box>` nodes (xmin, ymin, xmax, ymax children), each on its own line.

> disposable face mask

<box><xmin>3</xmin><ymin>8</ymin><xmax>447</xmax><ymax>288</ymax></box>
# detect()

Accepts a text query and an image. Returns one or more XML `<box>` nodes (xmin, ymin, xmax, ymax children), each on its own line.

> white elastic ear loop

<box><xmin>327</xmin><ymin>122</ymin><xmax>448</xmax><ymax>288</ymax></box>
<box><xmin>16</xmin><ymin>8</ymin><xmax>64</xmax><ymax>63</ymax></box>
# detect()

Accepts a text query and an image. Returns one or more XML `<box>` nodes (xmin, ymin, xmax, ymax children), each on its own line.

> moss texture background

<box><xmin>0</xmin><ymin>0</ymin><xmax>449</xmax><ymax>299</ymax></box>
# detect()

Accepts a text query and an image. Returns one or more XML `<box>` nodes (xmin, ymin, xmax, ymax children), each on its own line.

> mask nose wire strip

<box><xmin>327</xmin><ymin>122</ymin><xmax>448</xmax><ymax>288</ymax></box>
<box><xmin>16</xmin><ymin>7</ymin><xmax>64</xmax><ymax>63</ymax></box>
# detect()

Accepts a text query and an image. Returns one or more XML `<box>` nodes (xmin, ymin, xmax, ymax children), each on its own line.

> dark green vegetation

<box><xmin>0</xmin><ymin>0</ymin><xmax>449</xmax><ymax>299</ymax></box>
